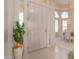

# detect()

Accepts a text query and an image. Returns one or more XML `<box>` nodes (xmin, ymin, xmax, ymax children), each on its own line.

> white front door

<box><xmin>27</xmin><ymin>2</ymin><xmax>50</xmax><ymax>52</ymax></box>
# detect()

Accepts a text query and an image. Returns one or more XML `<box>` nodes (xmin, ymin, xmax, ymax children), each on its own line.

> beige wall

<box><xmin>4</xmin><ymin>0</ymin><xmax>25</xmax><ymax>59</ymax></box>
<box><xmin>4</xmin><ymin>0</ymin><xmax>17</xmax><ymax>59</ymax></box>
<box><xmin>4</xmin><ymin>0</ymin><xmax>8</xmax><ymax>58</ymax></box>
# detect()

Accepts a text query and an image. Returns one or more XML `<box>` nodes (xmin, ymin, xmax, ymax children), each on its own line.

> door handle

<box><xmin>45</xmin><ymin>28</ymin><xmax>47</xmax><ymax>32</ymax></box>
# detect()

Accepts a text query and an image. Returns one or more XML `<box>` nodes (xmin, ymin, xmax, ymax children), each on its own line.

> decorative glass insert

<box><xmin>55</xmin><ymin>20</ymin><xmax>58</xmax><ymax>32</ymax></box>
<box><xmin>61</xmin><ymin>11</ymin><xmax>68</xmax><ymax>18</ymax></box>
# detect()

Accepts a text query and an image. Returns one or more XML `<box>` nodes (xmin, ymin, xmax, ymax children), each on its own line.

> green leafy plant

<box><xmin>13</xmin><ymin>21</ymin><xmax>25</xmax><ymax>44</ymax></box>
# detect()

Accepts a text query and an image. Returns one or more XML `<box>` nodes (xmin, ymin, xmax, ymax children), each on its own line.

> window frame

<box><xmin>54</xmin><ymin>10</ymin><xmax>69</xmax><ymax>32</ymax></box>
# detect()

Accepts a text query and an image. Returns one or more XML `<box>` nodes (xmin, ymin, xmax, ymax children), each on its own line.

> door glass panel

<box><xmin>55</xmin><ymin>11</ymin><xmax>59</xmax><ymax>18</ymax></box>
<box><xmin>19</xmin><ymin>12</ymin><xmax>24</xmax><ymax>25</ymax></box>
<box><xmin>62</xmin><ymin>20</ymin><xmax>67</xmax><ymax>32</ymax></box>
<box><xmin>55</xmin><ymin>20</ymin><xmax>58</xmax><ymax>32</ymax></box>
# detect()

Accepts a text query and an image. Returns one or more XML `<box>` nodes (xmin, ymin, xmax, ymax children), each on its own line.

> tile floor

<box><xmin>23</xmin><ymin>39</ymin><xmax>74</xmax><ymax>59</ymax></box>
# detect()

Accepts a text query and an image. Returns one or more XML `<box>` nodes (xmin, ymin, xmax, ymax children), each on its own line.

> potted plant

<box><xmin>13</xmin><ymin>21</ymin><xmax>25</xmax><ymax>59</ymax></box>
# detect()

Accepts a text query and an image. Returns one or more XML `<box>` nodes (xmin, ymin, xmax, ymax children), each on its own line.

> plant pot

<box><xmin>13</xmin><ymin>43</ymin><xmax>23</xmax><ymax>59</ymax></box>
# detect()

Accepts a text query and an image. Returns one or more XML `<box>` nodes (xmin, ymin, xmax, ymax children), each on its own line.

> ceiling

<box><xmin>29</xmin><ymin>0</ymin><xmax>73</xmax><ymax>8</ymax></box>
<box><xmin>53</xmin><ymin>0</ymin><xmax>71</xmax><ymax>5</ymax></box>
<box><xmin>53</xmin><ymin>0</ymin><xmax>73</xmax><ymax>8</ymax></box>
